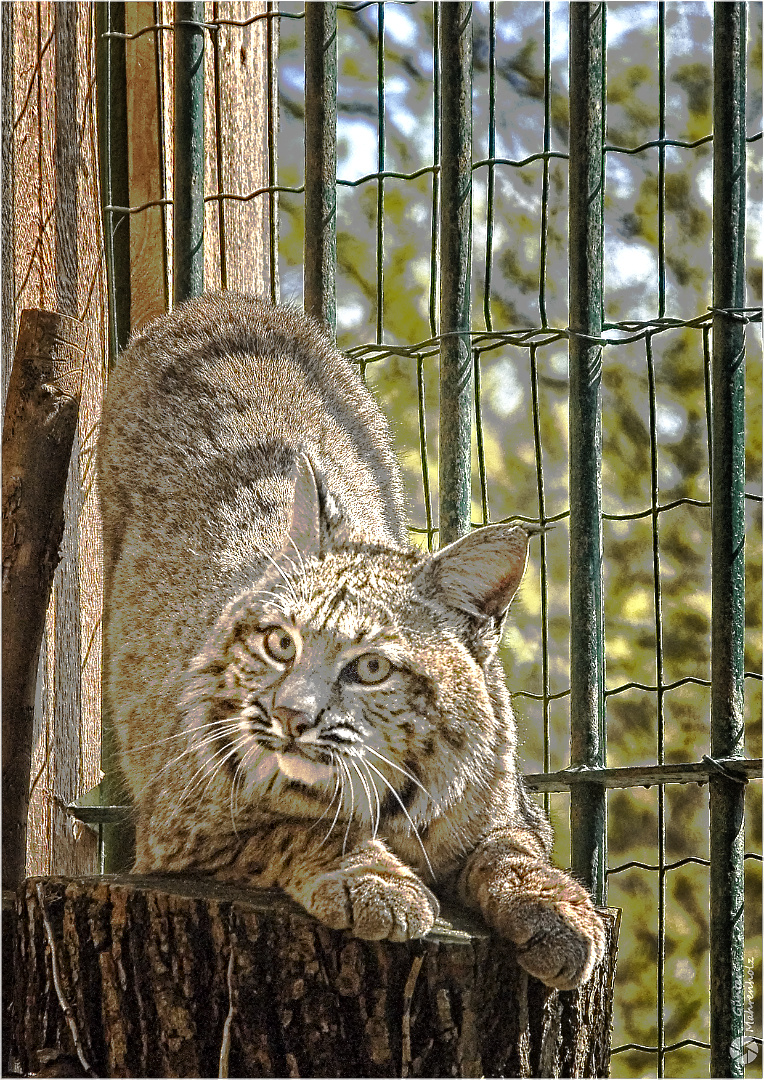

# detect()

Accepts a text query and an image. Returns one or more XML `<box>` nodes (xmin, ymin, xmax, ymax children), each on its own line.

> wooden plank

<box><xmin>205</xmin><ymin>0</ymin><xmax>270</xmax><ymax>295</ymax></box>
<box><xmin>125</xmin><ymin>2</ymin><xmax>168</xmax><ymax>330</ymax></box>
<box><xmin>1</xmin><ymin>2</ymin><xmax>14</xmax><ymax>400</ymax></box>
<box><xmin>8</xmin><ymin>1</ymin><xmax>107</xmax><ymax>878</ymax></box>
<box><xmin>49</xmin><ymin>1</ymin><xmax>85</xmax><ymax>879</ymax></box>
<box><xmin>61</xmin><ymin>1</ymin><xmax>107</xmax><ymax>876</ymax></box>
<box><xmin>23</xmin><ymin>0</ymin><xmax>58</xmax><ymax>878</ymax></box>
<box><xmin>10</xmin><ymin>3</ymin><xmax>44</xmax><ymax>333</ymax></box>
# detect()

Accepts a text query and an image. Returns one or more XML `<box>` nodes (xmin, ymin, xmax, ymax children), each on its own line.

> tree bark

<box><xmin>10</xmin><ymin>875</ymin><xmax>620</xmax><ymax>1078</ymax></box>
<box><xmin>2</xmin><ymin>311</ymin><xmax>85</xmax><ymax>890</ymax></box>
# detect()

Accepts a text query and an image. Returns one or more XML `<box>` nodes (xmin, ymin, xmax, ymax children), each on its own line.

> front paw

<box><xmin>304</xmin><ymin>867</ymin><xmax>439</xmax><ymax>942</ymax></box>
<box><xmin>487</xmin><ymin>869</ymin><xmax>605</xmax><ymax>990</ymax></box>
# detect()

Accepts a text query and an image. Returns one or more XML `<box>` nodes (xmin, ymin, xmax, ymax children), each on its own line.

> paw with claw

<box><xmin>304</xmin><ymin>865</ymin><xmax>439</xmax><ymax>942</ymax></box>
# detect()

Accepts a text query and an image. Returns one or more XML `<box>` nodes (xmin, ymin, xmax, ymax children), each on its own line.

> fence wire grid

<box><xmin>94</xmin><ymin>2</ymin><xmax>762</xmax><ymax>1077</ymax></box>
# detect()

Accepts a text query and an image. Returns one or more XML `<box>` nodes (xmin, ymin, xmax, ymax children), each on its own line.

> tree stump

<box><xmin>10</xmin><ymin>875</ymin><xmax>619</xmax><ymax>1078</ymax></box>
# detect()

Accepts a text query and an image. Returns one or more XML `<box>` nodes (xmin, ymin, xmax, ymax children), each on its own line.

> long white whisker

<box><xmin>282</xmin><ymin>541</ymin><xmax>314</xmax><ymax>603</ymax></box>
<box><xmin>156</xmin><ymin>716</ymin><xmax>256</xmax><ymax>760</ymax></box>
<box><xmin>320</xmin><ymin>754</ymin><xmax>347</xmax><ymax>848</ymax></box>
<box><xmin>156</xmin><ymin>723</ymin><xmax>245</xmax><ymax>778</ymax></box>
<box><xmin>229</xmin><ymin>756</ymin><xmax>243</xmax><ymax>837</ymax></box>
<box><xmin>256</xmin><ymin>591</ymin><xmax>292</xmax><ymax>616</ymax></box>
<box><xmin>168</xmin><ymin>748</ymin><xmax>226</xmax><ymax>820</ymax></box>
<box><xmin>158</xmin><ymin>734</ymin><xmax>236</xmax><ymax>780</ymax></box>
<box><xmin>363</xmin><ymin>759</ymin><xmax>435</xmax><ymax>882</ymax></box>
<box><xmin>308</xmin><ymin>757</ymin><xmax>341</xmax><ymax>833</ymax></box>
<box><xmin>190</xmin><ymin>735</ymin><xmax>252</xmax><ymax>814</ymax></box>
<box><xmin>364</xmin><ymin>745</ymin><xmax>433</xmax><ymax>803</ymax></box>
<box><xmin>171</xmin><ymin>733</ymin><xmax>247</xmax><ymax>816</ymax></box>
<box><xmin>339</xmin><ymin>756</ymin><xmax>355</xmax><ymax>856</ymax></box>
<box><xmin>171</xmin><ymin>708</ymin><xmax>274</xmax><ymax>757</ymax></box>
<box><xmin>358</xmin><ymin>757</ymin><xmax>381</xmax><ymax>839</ymax></box>
<box><xmin>259</xmin><ymin>550</ymin><xmax>300</xmax><ymax>601</ymax></box>
<box><xmin>230</xmin><ymin>742</ymin><xmax>267</xmax><ymax>833</ymax></box>
<box><xmin>350</xmin><ymin>758</ymin><xmax>376</xmax><ymax>835</ymax></box>
<box><xmin>287</xmin><ymin>537</ymin><xmax>309</xmax><ymax>577</ymax></box>
<box><xmin>277</xmin><ymin>549</ymin><xmax>301</xmax><ymax>579</ymax></box>
<box><xmin>132</xmin><ymin>717</ymin><xmax>240</xmax><ymax>752</ymax></box>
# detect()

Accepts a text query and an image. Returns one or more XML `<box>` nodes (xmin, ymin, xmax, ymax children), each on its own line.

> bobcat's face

<box><xmin>180</xmin><ymin>550</ymin><xmax>501</xmax><ymax>852</ymax></box>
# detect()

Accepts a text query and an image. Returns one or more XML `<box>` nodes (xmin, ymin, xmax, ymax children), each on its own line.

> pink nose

<box><xmin>272</xmin><ymin>706</ymin><xmax>313</xmax><ymax>738</ymax></box>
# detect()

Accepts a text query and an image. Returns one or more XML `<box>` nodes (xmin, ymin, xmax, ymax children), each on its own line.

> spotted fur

<box><xmin>98</xmin><ymin>292</ymin><xmax>604</xmax><ymax>988</ymax></box>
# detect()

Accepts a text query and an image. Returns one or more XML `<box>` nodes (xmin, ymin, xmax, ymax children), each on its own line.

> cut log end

<box><xmin>9</xmin><ymin>875</ymin><xmax>619</xmax><ymax>1078</ymax></box>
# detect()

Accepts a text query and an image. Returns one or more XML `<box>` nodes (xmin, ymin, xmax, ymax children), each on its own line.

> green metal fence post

<box><xmin>95</xmin><ymin>1</ymin><xmax>135</xmax><ymax>874</ymax></box>
<box><xmin>710</xmin><ymin>4</ymin><xmax>747</xmax><ymax>1076</ymax></box>
<box><xmin>95</xmin><ymin>1</ymin><xmax>131</xmax><ymax>361</ymax></box>
<box><xmin>266</xmin><ymin>0</ymin><xmax>280</xmax><ymax>305</ymax></box>
<box><xmin>567</xmin><ymin>2</ymin><xmax>606</xmax><ymax>905</ymax></box>
<box><xmin>438</xmin><ymin>1</ymin><xmax>472</xmax><ymax>548</ymax></box>
<box><xmin>173</xmin><ymin>0</ymin><xmax>205</xmax><ymax>304</ymax></box>
<box><xmin>304</xmin><ymin>1</ymin><xmax>337</xmax><ymax>334</ymax></box>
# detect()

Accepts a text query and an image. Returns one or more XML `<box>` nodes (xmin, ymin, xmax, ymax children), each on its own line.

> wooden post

<box><xmin>6</xmin><ymin>1</ymin><xmax>107</xmax><ymax>882</ymax></box>
<box><xmin>11</xmin><ymin>875</ymin><xmax>619</xmax><ymax>1079</ymax></box>
<box><xmin>2</xmin><ymin>311</ymin><xmax>86</xmax><ymax>891</ymax></box>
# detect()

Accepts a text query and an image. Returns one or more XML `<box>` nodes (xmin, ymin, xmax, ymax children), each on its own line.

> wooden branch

<box><xmin>2</xmin><ymin>310</ymin><xmax>85</xmax><ymax>889</ymax></box>
<box><xmin>11</xmin><ymin>875</ymin><xmax>620</xmax><ymax>1078</ymax></box>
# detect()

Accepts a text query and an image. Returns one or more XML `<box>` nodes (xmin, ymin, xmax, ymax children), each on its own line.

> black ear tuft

<box><xmin>415</xmin><ymin>524</ymin><xmax>531</xmax><ymax>620</ymax></box>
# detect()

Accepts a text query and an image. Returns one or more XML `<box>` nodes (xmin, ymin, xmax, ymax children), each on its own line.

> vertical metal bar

<box><xmin>539</xmin><ymin>1</ymin><xmax>551</xmax><ymax>328</ymax></box>
<box><xmin>657</xmin><ymin>3</ymin><xmax>666</xmax><ymax>319</ymax></box>
<box><xmin>483</xmin><ymin>1</ymin><xmax>496</xmax><ymax>332</ymax></box>
<box><xmin>710</xmin><ymin>4</ymin><xmax>747</xmax><ymax>1076</ymax></box>
<box><xmin>647</xmin><ymin>332</ymin><xmax>667</xmax><ymax>1077</ymax></box>
<box><xmin>95</xmin><ymin>1</ymin><xmax>131</xmax><ymax>360</ymax></box>
<box><xmin>428</xmin><ymin>2</ymin><xmax>440</xmax><ymax>339</ymax></box>
<box><xmin>654</xmin><ymin>11</ymin><xmax>667</xmax><ymax>1071</ymax></box>
<box><xmin>529</xmin><ymin>342</ymin><xmax>551</xmax><ymax>813</ymax></box>
<box><xmin>266</xmin><ymin>1</ymin><xmax>279</xmax><ymax>304</ymax></box>
<box><xmin>153</xmin><ymin>0</ymin><xmax>170</xmax><ymax>309</ymax></box>
<box><xmin>417</xmin><ymin>356</ymin><xmax>435</xmax><ymax>552</ymax></box>
<box><xmin>438</xmin><ymin>1</ymin><xmax>472</xmax><ymax>547</ymax></box>
<box><xmin>211</xmin><ymin>4</ymin><xmax>227</xmax><ymax>290</ymax></box>
<box><xmin>304</xmin><ymin>1</ymin><xmax>337</xmax><ymax>333</ymax></box>
<box><xmin>537</xmin><ymin>6</ymin><xmax>552</xmax><ymax>815</ymax></box>
<box><xmin>704</xmin><ymin>324</ymin><xmax>713</xmax><ymax>481</ymax></box>
<box><xmin>96</xmin><ymin>0</ymin><xmax>135</xmax><ymax>875</ymax></box>
<box><xmin>567</xmin><ymin>2</ymin><xmax>606</xmax><ymax>904</ymax></box>
<box><xmin>173</xmin><ymin>0</ymin><xmax>205</xmax><ymax>304</ymax></box>
<box><xmin>376</xmin><ymin>2</ymin><xmax>385</xmax><ymax>343</ymax></box>
<box><xmin>473</xmin><ymin>350</ymin><xmax>489</xmax><ymax>524</ymax></box>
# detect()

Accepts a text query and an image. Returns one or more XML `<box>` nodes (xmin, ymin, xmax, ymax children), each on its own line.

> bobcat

<box><xmin>97</xmin><ymin>291</ymin><xmax>604</xmax><ymax>989</ymax></box>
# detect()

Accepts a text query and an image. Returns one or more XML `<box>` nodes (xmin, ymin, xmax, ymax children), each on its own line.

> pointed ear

<box><xmin>416</xmin><ymin>525</ymin><xmax>531</xmax><ymax>620</ymax></box>
<box><xmin>285</xmin><ymin>453</ymin><xmax>321</xmax><ymax>557</ymax></box>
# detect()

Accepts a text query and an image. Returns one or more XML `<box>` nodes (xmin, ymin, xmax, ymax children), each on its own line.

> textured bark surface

<box><xmin>1</xmin><ymin>311</ymin><xmax>85</xmax><ymax>890</ymax></box>
<box><xmin>11</xmin><ymin>875</ymin><xmax>619</xmax><ymax>1078</ymax></box>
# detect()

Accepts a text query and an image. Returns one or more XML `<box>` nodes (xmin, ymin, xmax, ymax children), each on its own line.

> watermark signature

<box><xmin>733</xmin><ymin>956</ymin><xmax>761</xmax><ymax>1068</ymax></box>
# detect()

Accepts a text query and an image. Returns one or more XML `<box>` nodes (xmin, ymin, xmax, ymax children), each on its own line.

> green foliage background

<box><xmin>277</xmin><ymin>3</ymin><xmax>762</xmax><ymax>1075</ymax></box>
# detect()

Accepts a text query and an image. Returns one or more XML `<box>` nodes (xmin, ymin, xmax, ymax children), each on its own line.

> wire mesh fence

<box><xmin>93</xmin><ymin>2</ymin><xmax>762</xmax><ymax>1076</ymax></box>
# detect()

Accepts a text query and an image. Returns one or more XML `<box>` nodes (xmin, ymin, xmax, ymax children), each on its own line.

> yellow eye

<box><xmin>351</xmin><ymin>653</ymin><xmax>391</xmax><ymax>685</ymax></box>
<box><xmin>263</xmin><ymin>627</ymin><xmax>296</xmax><ymax>664</ymax></box>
